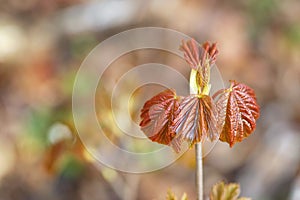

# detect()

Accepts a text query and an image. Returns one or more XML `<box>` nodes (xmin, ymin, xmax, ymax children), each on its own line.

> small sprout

<box><xmin>166</xmin><ymin>190</ymin><xmax>188</xmax><ymax>200</ymax></box>
<box><xmin>139</xmin><ymin>39</ymin><xmax>260</xmax><ymax>150</ymax></box>
<box><xmin>210</xmin><ymin>182</ymin><xmax>251</xmax><ymax>200</ymax></box>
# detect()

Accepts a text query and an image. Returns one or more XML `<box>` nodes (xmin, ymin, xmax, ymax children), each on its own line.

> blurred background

<box><xmin>0</xmin><ymin>0</ymin><xmax>300</xmax><ymax>199</ymax></box>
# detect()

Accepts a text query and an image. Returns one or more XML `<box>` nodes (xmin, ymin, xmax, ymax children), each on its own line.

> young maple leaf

<box><xmin>180</xmin><ymin>39</ymin><xmax>218</xmax><ymax>95</ymax></box>
<box><xmin>180</xmin><ymin>39</ymin><xmax>218</xmax><ymax>69</ymax></box>
<box><xmin>172</xmin><ymin>94</ymin><xmax>219</xmax><ymax>146</ymax></box>
<box><xmin>139</xmin><ymin>89</ymin><xmax>181</xmax><ymax>152</ymax></box>
<box><xmin>213</xmin><ymin>80</ymin><xmax>260</xmax><ymax>147</ymax></box>
<box><xmin>179</xmin><ymin>39</ymin><xmax>200</xmax><ymax>70</ymax></box>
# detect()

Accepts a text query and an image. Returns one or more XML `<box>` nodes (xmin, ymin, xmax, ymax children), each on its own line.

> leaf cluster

<box><xmin>140</xmin><ymin>39</ymin><xmax>260</xmax><ymax>151</ymax></box>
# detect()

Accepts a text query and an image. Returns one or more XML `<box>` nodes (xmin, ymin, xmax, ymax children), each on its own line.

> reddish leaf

<box><xmin>180</xmin><ymin>40</ymin><xmax>219</xmax><ymax>93</ymax></box>
<box><xmin>140</xmin><ymin>89</ymin><xmax>181</xmax><ymax>151</ymax></box>
<box><xmin>213</xmin><ymin>80</ymin><xmax>260</xmax><ymax>147</ymax></box>
<box><xmin>173</xmin><ymin>95</ymin><xmax>219</xmax><ymax>146</ymax></box>
<box><xmin>180</xmin><ymin>39</ymin><xmax>219</xmax><ymax>70</ymax></box>
<box><xmin>179</xmin><ymin>39</ymin><xmax>200</xmax><ymax>70</ymax></box>
<box><xmin>201</xmin><ymin>41</ymin><xmax>219</xmax><ymax>65</ymax></box>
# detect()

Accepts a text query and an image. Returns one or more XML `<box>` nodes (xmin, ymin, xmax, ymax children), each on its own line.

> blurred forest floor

<box><xmin>0</xmin><ymin>0</ymin><xmax>300</xmax><ymax>199</ymax></box>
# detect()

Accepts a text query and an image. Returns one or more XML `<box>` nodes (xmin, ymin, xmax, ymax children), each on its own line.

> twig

<box><xmin>195</xmin><ymin>143</ymin><xmax>203</xmax><ymax>200</ymax></box>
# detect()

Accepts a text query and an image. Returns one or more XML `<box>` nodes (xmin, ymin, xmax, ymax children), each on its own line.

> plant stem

<box><xmin>190</xmin><ymin>69</ymin><xmax>204</xmax><ymax>200</ymax></box>
<box><xmin>195</xmin><ymin>143</ymin><xmax>203</xmax><ymax>200</ymax></box>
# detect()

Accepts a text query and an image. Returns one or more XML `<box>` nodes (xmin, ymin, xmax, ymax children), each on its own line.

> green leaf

<box><xmin>210</xmin><ymin>182</ymin><xmax>251</xmax><ymax>200</ymax></box>
<box><xmin>166</xmin><ymin>190</ymin><xmax>188</xmax><ymax>200</ymax></box>
<box><xmin>166</xmin><ymin>190</ymin><xmax>177</xmax><ymax>200</ymax></box>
